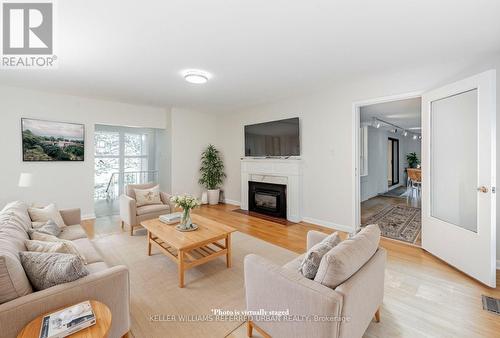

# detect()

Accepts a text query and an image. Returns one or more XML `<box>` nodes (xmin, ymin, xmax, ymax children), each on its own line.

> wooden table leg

<box><xmin>247</xmin><ymin>320</ymin><xmax>253</xmax><ymax>337</ymax></box>
<box><xmin>374</xmin><ymin>307</ymin><xmax>381</xmax><ymax>322</ymax></box>
<box><xmin>147</xmin><ymin>231</ymin><xmax>152</xmax><ymax>256</ymax></box>
<box><xmin>178</xmin><ymin>249</ymin><xmax>185</xmax><ymax>288</ymax></box>
<box><xmin>226</xmin><ymin>233</ymin><xmax>232</xmax><ymax>268</ymax></box>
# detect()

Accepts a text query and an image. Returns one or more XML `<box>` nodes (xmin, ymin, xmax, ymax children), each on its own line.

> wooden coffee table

<box><xmin>141</xmin><ymin>214</ymin><xmax>236</xmax><ymax>288</ymax></box>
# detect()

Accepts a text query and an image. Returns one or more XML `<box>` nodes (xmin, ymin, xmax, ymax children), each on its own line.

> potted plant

<box><xmin>199</xmin><ymin>144</ymin><xmax>226</xmax><ymax>205</ymax></box>
<box><xmin>406</xmin><ymin>152</ymin><xmax>420</xmax><ymax>168</ymax></box>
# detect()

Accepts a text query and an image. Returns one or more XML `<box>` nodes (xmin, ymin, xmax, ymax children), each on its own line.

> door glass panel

<box><xmin>94</xmin><ymin>157</ymin><xmax>119</xmax><ymax>200</ymax></box>
<box><xmin>431</xmin><ymin>89</ymin><xmax>478</xmax><ymax>232</ymax></box>
<box><xmin>95</xmin><ymin>131</ymin><xmax>119</xmax><ymax>156</ymax></box>
<box><xmin>125</xmin><ymin>133</ymin><xmax>147</xmax><ymax>156</ymax></box>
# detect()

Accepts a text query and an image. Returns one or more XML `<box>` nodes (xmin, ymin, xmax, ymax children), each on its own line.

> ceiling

<box><xmin>1</xmin><ymin>0</ymin><xmax>499</xmax><ymax>112</ymax></box>
<box><xmin>360</xmin><ymin>97</ymin><xmax>421</xmax><ymax>131</ymax></box>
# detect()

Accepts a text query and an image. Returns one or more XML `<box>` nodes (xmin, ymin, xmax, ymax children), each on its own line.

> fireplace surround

<box><xmin>240</xmin><ymin>158</ymin><xmax>303</xmax><ymax>222</ymax></box>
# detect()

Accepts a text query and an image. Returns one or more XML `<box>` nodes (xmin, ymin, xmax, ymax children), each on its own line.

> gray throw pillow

<box><xmin>298</xmin><ymin>232</ymin><xmax>341</xmax><ymax>279</ymax></box>
<box><xmin>19</xmin><ymin>252</ymin><xmax>89</xmax><ymax>290</ymax></box>
<box><xmin>29</xmin><ymin>220</ymin><xmax>61</xmax><ymax>237</ymax></box>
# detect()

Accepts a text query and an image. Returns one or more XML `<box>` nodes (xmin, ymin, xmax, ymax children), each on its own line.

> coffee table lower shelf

<box><xmin>147</xmin><ymin>231</ymin><xmax>232</xmax><ymax>288</ymax></box>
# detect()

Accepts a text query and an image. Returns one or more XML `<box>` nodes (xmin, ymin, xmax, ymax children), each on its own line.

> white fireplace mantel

<box><xmin>240</xmin><ymin>158</ymin><xmax>303</xmax><ymax>222</ymax></box>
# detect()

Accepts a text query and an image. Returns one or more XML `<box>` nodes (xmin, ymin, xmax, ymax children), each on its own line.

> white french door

<box><xmin>422</xmin><ymin>70</ymin><xmax>496</xmax><ymax>287</ymax></box>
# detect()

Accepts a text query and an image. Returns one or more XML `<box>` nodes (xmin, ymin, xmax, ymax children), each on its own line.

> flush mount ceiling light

<box><xmin>182</xmin><ymin>69</ymin><xmax>211</xmax><ymax>84</ymax></box>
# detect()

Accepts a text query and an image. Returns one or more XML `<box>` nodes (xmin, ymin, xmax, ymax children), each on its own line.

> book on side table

<box><xmin>39</xmin><ymin>301</ymin><xmax>96</xmax><ymax>338</ymax></box>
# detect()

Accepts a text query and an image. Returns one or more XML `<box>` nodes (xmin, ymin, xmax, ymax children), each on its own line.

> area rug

<box><xmin>362</xmin><ymin>205</ymin><xmax>421</xmax><ymax>244</ymax></box>
<box><xmin>91</xmin><ymin>229</ymin><xmax>297</xmax><ymax>338</ymax></box>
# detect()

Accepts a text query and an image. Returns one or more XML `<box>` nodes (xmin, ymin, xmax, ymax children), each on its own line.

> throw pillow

<box><xmin>134</xmin><ymin>185</ymin><xmax>162</xmax><ymax>207</ymax></box>
<box><xmin>27</xmin><ymin>231</ymin><xmax>87</xmax><ymax>264</ymax></box>
<box><xmin>30</xmin><ymin>220</ymin><xmax>61</xmax><ymax>237</ymax></box>
<box><xmin>314</xmin><ymin>224</ymin><xmax>381</xmax><ymax>289</ymax></box>
<box><xmin>19</xmin><ymin>252</ymin><xmax>89</xmax><ymax>290</ymax></box>
<box><xmin>298</xmin><ymin>232</ymin><xmax>341</xmax><ymax>279</ymax></box>
<box><xmin>28</xmin><ymin>204</ymin><xmax>66</xmax><ymax>228</ymax></box>
<box><xmin>25</xmin><ymin>240</ymin><xmax>76</xmax><ymax>255</ymax></box>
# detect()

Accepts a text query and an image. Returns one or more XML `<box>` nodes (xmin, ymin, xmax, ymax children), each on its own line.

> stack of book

<box><xmin>159</xmin><ymin>212</ymin><xmax>182</xmax><ymax>224</ymax></box>
<box><xmin>40</xmin><ymin>301</ymin><xmax>95</xmax><ymax>338</ymax></box>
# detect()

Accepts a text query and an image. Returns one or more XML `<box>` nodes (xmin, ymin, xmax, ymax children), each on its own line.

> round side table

<box><xmin>17</xmin><ymin>300</ymin><xmax>112</xmax><ymax>338</ymax></box>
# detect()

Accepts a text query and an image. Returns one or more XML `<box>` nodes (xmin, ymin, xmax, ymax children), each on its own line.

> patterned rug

<box><xmin>363</xmin><ymin>205</ymin><xmax>421</xmax><ymax>244</ymax></box>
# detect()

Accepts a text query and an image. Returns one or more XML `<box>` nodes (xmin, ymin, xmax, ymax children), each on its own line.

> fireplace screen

<box><xmin>248</xmin><ymin>181</ymin><xmax>287</xmax><ymax>219</ymax></box>
<box><xmin>255</xmin><ymin>191</ymin><xmax>278</xmax><ymax>210</ymax></box>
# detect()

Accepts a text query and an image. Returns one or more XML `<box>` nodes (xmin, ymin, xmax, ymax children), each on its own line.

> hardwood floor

<box><xmin>85</xmin><ymin>203</ymin><xmax>500</xmax><ymax>338</ymax></box>
<box><xmin>196</xmin><ymin>204</ymin><xmax>500</xmax><ymax>337</ymax></box>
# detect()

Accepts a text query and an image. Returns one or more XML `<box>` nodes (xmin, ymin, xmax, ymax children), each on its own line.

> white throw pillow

<box><xmin>28</xmin><ymin>204</ymin><xmax>66</xmax><ymax>228</ymax></box>
<box><xmin>28</xmin><ymin>232</ymin><xmax>87</xmax><ymax>264</ymax></box>
<box><xmin>26</xmin><ymin>240</ymin><xmax>75</xmax><ymax>255</ymax></box>
<box><xmin>134</xmin><ymin>185</ymin><xmax>162</xmax><ymax>207</ymax></box>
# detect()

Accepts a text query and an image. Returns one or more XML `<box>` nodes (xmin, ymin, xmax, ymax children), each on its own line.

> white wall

<box><xmin>0</xmin><ymin>86</ymin><xmax>168</xmax><ymax>218</ymax></box>
<box><xmin>170</xmin><ymin>107</ymin><xmax>217</xmax><ymax>197</ymax></box>
<box><xmin>215</xmin><ymin>55</ymin><xmax>500</xmax><ymax>261</ymax></box>
<box><xmin>361</xmin><ymin>126</ymin><xmax>422</xmax><ymax>201</ymax></box>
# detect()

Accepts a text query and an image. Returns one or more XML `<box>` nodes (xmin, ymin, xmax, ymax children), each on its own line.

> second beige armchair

<box><xmin>119</xmin><ymin>183</ymin><xmax>175</xmax><ymax>235</ymax></box>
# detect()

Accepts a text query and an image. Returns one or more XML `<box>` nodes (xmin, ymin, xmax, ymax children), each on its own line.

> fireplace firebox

<box><xmin>248</xmin><ymin>181</ymin><xmax>287</xmax><ymax>219</ymax></box>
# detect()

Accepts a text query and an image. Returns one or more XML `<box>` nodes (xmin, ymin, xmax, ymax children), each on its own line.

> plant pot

<box><xmin>207</xmin><ymin>189</ymin><xmax>220</xmax><ymax>205</ymax></box>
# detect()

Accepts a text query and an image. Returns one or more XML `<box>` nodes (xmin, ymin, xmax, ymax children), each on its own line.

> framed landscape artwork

<box><xmin>22</xmin><ymin>118</ymin><xmax>85</xmax><ymax>161</ymax></box>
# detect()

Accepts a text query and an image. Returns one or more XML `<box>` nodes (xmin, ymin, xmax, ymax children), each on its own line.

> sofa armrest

<box><xmin>0</xmin><ymin>265</ymin><xmax>130</xmax><ymax>338</ymax></box>
<box><xmin>335</xmin><ymin>248</ymin><xmax>386</xmax><ymax>338</ymax></box>
<box><xmin>59</xmin><ymin>208</ymin><xmax>81</xmax><ymax>226</ymax></box>
<box><xmin>160</xmin><ymin>192</ymin><xmax>176</xmax><ymax>212</ymax></box>
<box><xmin>120</xmin><ymin>194</ymin><xmax>137</xmax><ymax>225</ymax></box>
<box><xmin>307</xmin><ymin>230</ymin><xmax>329</xmax><ymax>250</ymax></box>
<box><xmin>245</xmin><ymin>254</ymin><xmax>343</xmax><ymax>338</ymax></box>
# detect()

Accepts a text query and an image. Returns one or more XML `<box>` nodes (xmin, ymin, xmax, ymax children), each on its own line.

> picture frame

<box><xmin>21</xmin><ymin>118</ymin><xmax>85</xmax><ymax>162</ymax></box>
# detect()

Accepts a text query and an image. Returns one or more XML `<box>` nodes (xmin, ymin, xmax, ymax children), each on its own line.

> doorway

<box><xmin>387</xmin><ymin>137</ymin><xmax>399</xmax><ymax>187</ymax></box>
<box><xmin>356</xmin><ymin>95</ymin><xmax>422</xmax><ymax>246</ymax></box>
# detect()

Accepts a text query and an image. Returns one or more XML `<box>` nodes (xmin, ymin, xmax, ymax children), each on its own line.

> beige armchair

<box><xmin>244</xmin><ymin>229</ymin><xmax>386</xmax><ymax>338</ymax></box>
<box><xmin>119</xmin><ymin>183</ymin><xmax>175</xmax><ymax>235</ymax></box>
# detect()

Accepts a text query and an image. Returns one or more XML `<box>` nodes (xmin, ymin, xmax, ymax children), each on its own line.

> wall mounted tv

<box><xmin>244</xmin><ymin>117</ymin><xmax>300</xmax><ymax>157</ymax></box>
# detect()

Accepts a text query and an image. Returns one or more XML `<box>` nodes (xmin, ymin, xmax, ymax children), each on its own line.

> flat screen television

<box><xmin>244</xmin><ymin>117</ymin><xmax>300</xmax><ymax>157</ymax></box>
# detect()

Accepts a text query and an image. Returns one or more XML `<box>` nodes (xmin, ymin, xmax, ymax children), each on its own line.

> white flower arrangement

<box><xmin>170</xmin><ymin>194</ymin><xmax>201</xmax><ymax>211</ymax></box>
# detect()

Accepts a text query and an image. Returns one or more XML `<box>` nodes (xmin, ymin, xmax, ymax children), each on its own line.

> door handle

<box><xmin>477</xmin><ymin>186</ymin><xmax>489</xmax><ymax>193</ymax></box>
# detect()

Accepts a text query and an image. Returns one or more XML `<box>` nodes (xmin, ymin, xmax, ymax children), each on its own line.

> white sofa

<box><xmin>0</xmin><ymin>201</ymin><xmax>130</xmax><ymax>338</ymax></box>
<box><xmin>245</xmin><ymin>228</ymin><xmax>386</xmax><ymax>338</ymax></box>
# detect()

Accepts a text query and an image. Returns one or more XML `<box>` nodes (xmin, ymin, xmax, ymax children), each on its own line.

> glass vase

<box><xmin>180</xmin><ymin>208</ymin><xmax>192</xmax><ymax>229</ymax></box>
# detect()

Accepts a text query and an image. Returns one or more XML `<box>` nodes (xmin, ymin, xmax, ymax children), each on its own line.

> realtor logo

<box><xmin>1</xmin><ymin>1</ymin><xmax>56</xmax><ymax>68</ymax></box>
<box><xmin>3</xmin><ymin>2</ymin><xmax>52</xmax><ymax>54</ymax></box>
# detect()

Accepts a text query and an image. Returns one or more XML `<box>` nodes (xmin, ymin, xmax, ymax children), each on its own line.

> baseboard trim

<box><xmin>223</xmin><ymin>199</ymin><xmax>241</xmax><ymax>206</ymax></box>
<box><xmin>82</xmin><ymin>213</ymin><xmax>96</xmax><ymax>220</ymax></box>
<box><xmin>301</xmin><ymin>217</ymin><xmax>353</xmax><ymax>233</ymax></box>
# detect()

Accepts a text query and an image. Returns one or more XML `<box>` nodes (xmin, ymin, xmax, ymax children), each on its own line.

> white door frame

<box><xmin>352</xmin><ymin>91</ymin><xmax>423</xmax><ymax>232</ymax></box>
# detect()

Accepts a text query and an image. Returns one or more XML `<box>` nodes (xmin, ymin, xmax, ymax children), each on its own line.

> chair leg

<box><xmin>374</xmin><ymin>308</ymin><xmax>381</xmax><ymax>322</ymax></box>
<box><xmin>121</xmin><ymin>220</ymin><xmax>124</xmax><ymax>229</ymax></box>
<box><xmin>247</xmin><ymin>320</ymin><xmax>253</xmax><ymax>337</ymax></box>
<box><xmin>130</xmin><ymin>224</ymin><xmax>134</xmax><ymax>236</ymax></box>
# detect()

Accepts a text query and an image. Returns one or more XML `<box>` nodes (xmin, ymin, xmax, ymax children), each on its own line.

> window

<box><xmin>94</xmin><ymin>126</ymin><xmax>156</xmax><ymax>201</ymax></box>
